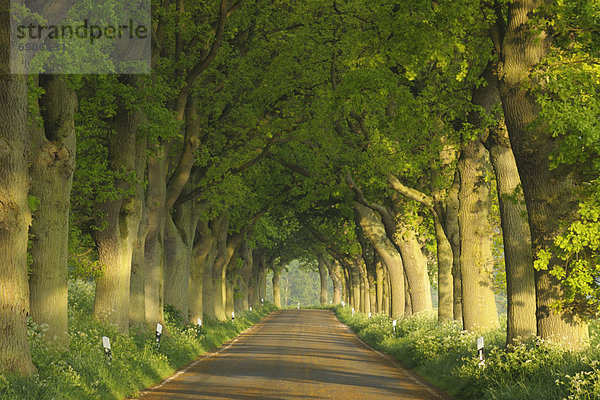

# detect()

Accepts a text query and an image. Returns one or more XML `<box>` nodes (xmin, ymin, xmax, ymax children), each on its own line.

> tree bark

<box><xmin>498</xmin><ymin>0</ymin><xmax>589</xmax><ymax>348</ymax></box>
<box><xmin>272</xmin><ymin>267</ymin><xmax>282</xmax><ymax>308</ymax></box>
<box><xmin>28</xmin><ymin>75</ymin><xmax>77</xmax><ymax>348</ymax></box>
<box><xmin>458</xmin><ymin>139</ymin><xmax>499</xmax><ymax>332</ymax></box>
<box><xmin>446</xmin><ymin>170</ymin><xmax>462</xmax><ymax>322</ymax></box>
<box><xmin>164</xmin><ymin>196</ymin><xmax>199</xmax><ymax>323</ymax></box>
<box><xmin>375</xmin><ymin>260</ymin><xmax>384</xmax><ymax>313</ymax></box>
<box><xmin>323</xmin><ymin>255</ymin><xmax>343</xmax><ymax>305</ymax></box>
<box><xmin>0</xmin><ymin>49</ymin><xmax>35</xmax><ymax>377</ymax></box>
<box><xmin>317</xmin><ymin>256</ymin><xmax>328</xmax><ymax>306</ymax></box>
<box><xmin>353</xmin><ymin>202</ymin><xmax>405</xmax><ymax>318</ymax></box>
<box><xmin>236</xmin><ymin>239</ymin><xmax>253</xmax><ymax>311</ymax></box>
<box><xmin>144</xmin><ymin>149</ymin><xmax>167</xmax><ymax>327</ymax></box>
<box><xmin>93</xmin><ymin>105</ymin><xmax>144</xmax><ymax>334</ymax></box>
<box><xmin>129</xmin><ymin>135</ymin><xmax>149</xmax><ymax>327</ymax></box>
<box><xmin>476</xmin><ymin>66</ymin><xmax>537</xmax><ymax>344</ymax></box>
<box><xmin>189</xmin><ymin>219</ymin><xmax>213</xmax><ymax>324</ymax></box>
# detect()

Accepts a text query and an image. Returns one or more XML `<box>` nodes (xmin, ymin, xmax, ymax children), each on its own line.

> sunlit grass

<box><xmin>0</xmin><ymin>279</ymin><xmax>275</xmax><ymax>400</ymax></box>
<box><xmin>334</xmin><ymin>306</ymin><xmax>600</xmax><ymax>400</ymax></box>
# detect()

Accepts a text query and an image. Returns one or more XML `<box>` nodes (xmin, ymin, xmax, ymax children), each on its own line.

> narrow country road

<box><xmin>138</xmin><ymin>310</ymin><xmax>451</xmax><ymax>400</ymax></box>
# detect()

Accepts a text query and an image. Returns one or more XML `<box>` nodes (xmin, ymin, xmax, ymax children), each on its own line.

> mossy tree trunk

<box><xmin>497</xmin><ymin>0</ymin><xmax>589</xmax><ymax>349</ymax></box>
<box><xmin>28</xmin><ymin>75</ymin><xmax>77</xmax><ymax>348</ymax></box>
<box><xmin>458</xmin><ymin>138</ymin><xmax>499</xmax><ymax>332</ymax></box>
<box><xmin>353</xmin><ymin>202</ymin><xmax>405</xmax><ymax>318</ymax></box>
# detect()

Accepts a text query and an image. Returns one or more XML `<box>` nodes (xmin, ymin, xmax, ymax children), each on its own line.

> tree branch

<box><xmin>387</xmin><ymin>173</ymin><xmax>434</xmax><ymax>210</ymax></box>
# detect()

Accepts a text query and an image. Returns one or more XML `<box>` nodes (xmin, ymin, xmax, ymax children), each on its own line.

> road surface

<box><xmin>138</xmin><ymin>309</ymin><xmax>450</xmax><ymax>400</ymax></box>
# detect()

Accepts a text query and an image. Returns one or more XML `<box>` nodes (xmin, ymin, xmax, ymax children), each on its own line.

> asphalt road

<box><xmin>138</xmin><ymin>309</ymin><xmax>451</xmax><ymax>400</ymax></box>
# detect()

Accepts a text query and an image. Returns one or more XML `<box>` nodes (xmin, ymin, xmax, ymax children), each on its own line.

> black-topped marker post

<box><xmin>477</xmin><ymin>336</ymin><xmax>485</xmax><ymax>368</ymax></box>
<box><xmin>155</xmin><ymin>323</ymin><xmax>163</xmax><ymax>349</ymax></box>
<box><xmin>102</xmin><ymin>336</ymin><xmax>112</xmax><ymax>363</ymax></box>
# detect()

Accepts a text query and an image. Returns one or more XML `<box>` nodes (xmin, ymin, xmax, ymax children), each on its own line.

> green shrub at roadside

<box><xmin>0</xmin><ymin>279</ymin><xmax>275</xmax><ymax>400</ymax></box>
<box><xmin>334</xmin><ymin>305</ymin><xmax>600</xmax><ymax>400</ymax></box>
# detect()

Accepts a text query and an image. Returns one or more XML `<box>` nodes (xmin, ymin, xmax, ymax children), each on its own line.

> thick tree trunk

<box><xmin>382</xmin><ymin>268</ymin><xmax>391</xmax><ymax>316</ymax></box>
<box><xmin>353</xmin><ymin>202</ymin><xmax>405</xmax><ymax>317</ymax></box>
<box><xmin>144</xmin><ymin>150</ymin><xmax>167</xmax><ymax>327</ymax></box>
<box><xmin>129</xmin><ymin>137</ymin><xmax>149</xmax><ymax>327</ymax></box>
<box><xmin>367</xmin><ymin>262</ymin><xmax>377</xmax><ymax>314</ymax></box>
<box><xmin>317</xmin><ymin>257</ymin><xmax>328</xmax><ymax>306</ymax></box>
<box><xmin>393</xmin><ymin>221</ymin><xmax>432</xmax><ymax>313</ymax></box>
<box><xmin>272</xmin><ymin>268</ymin><xmax>282</xmax><ymax>308</ymax></box>
<box><xmin>474</xmin><ymin>66</ymin><xmax>537</xmax><ymax>343</ymax></box>
<box><xmin>446</xmin><ymin>170</ymin><xmax>462</xmax><ymax>322</ymax></box>
<box><xmin>164</xmin><ymin>198</ymin><xmax>198</xmax><ymax>323</ymax></box>
<box><xmin>259</xmin><ymin>260</ymin><xmax>267</xmax><ymax>303</ymax></box>
<box><xmin>28</xmin><ymin>75</ymin><xmax>76</xmax><ymax>347</ymax></box>
<box><xmin>248</xmin><ymin>251</ymin><xmax>262</xmax><ymax>308</ymax></box>
<box><xmin>93</xmin><ymin>106</ymin><xmax>144</xmax><ymax>334</ymax></box>
<box><xmin>375</xmin><ymin>260</ymin><xmax>384</xmax><ymax>313</ymax></box>
<box><xmin>404</xmin><ymin>274</ymin><xmax>413</xmax><ymax>315</ymax></box>
<box><xmin>323</xmin><ymin>256</ymin><xmax>343</xmax><ymax>305</ymax></box>
<box><xmin>498</xmin><ymin>0</ymin><xmax>589</xmax><ymax>348</ymax></box>
<box><xmin>208</xmin><ymin>217</ymin><xmax>230</xmax><ymax>321</ymax></box>
<box><xmin>189</xmin><ymin>220</ymin><xmax>213</xmax><ymax>324</ymax></box>
<box><xmin>0</xmin><ymin>59</ymin><xmax>35</xmax><ymax>376</ymax></box>
<box><xmin>235</xmin><ymin>240</ymin><xmax>253</xmax><ymax>311</ymax></box>
<box><xmin>202</xmin><ymin>241</ymin><xmax>218</xmax><ymax>320</ymax></box>
<box><xmin>458</xmin><ymin>139</ymin><xmax>499</xmax><ymax>332</ymax></box>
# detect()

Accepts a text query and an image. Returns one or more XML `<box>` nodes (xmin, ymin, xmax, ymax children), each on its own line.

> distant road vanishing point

<box><xmin>138</xmin><ymin>309</ymin><xmax>451</xmax><ymax>400</ymax></box>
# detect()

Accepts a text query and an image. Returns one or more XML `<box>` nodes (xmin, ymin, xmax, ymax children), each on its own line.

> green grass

<box><xmin>0</xmin><ymin>279</ymin><xmax>275</xmax><ymax>400</ymax></box>
<box><xmin>334</xmin><ymin>306</ymin><xmax>600</xmax><ymax>400</ymax></box>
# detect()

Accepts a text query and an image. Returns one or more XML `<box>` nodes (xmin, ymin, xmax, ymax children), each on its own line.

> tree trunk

<box><xmin>0</xmin><ymin>57</ymin><xmax>35</xmax><ymax>376</ymax></box>
<box><xmin>382</xmin><ymin>268</ymin><xmax>391</xmax><ymax>316</ymax></box>
<box><xmin>498</xmin><ymin>0</ymin><xmax>589</xmax><ymax>348</ymax></box>
<box><xmin>475</xmin><ymin>67</ymin><xmax>537</xmax><ymax>343</ymax></box>
<box><xmin>259</xmin><ymin>260</ymin><xmax>267</xmax><ymax>303</ymax></box>
<box><xmin>318</xmin><ymin>257</ymin><xmax>328</xmax><ymax>306</ymax></box>
<box><xmin>445</xmin><ymin>170</ymin><xmax>462</xmax><ymax>322</ymax></box>
<box><xmin>353</xmin><ymin>202</ymin><xmax>405</xmax><ymax>317</ymax></box>
<box><xmin>458</xmin><ymin>139</ymin><xmax>499</xmax><ymax>332</ymax></box>
<box><xmin>144</xmin><ymin>150</ymin><xmax>167</xmax><ymax>327</ymax></box>
<box><xmin>323</xmin><ymin>256</ymin><xmax>343</xmax><ymax>305</ymax></box>
<box><xmin>248</xmin><ymin>250</ymin><xmax>262</xmax><ymax>308</ymax></box>
<box><xmin>375</xmin><ymin>260</ymin><xmax>384</xmax><ymax>313</ymax></box>
<box><xmin>393</xmin><ymin>223</ymin><xmax>432</xmax><ymax>313</ymax></box>
<box><xmin>236</xmin><ymin>239</ymin><xmax>253</xmax><ymax>311</ymax></box>
<box><xmin>202</xmin><ymin>241</ymin><xmax>218</xmax><ymax>320</ymax></box>
<box><xmin>164</xmin><ymin>198</ymin><xmax>198</xmax><ymax>324</ymax></box>
<box><xmin>189</xmin><ymin>219</ymin><xmax>213</xmax><ymax>324</ymax></box>
<box><xmin>129</xmin><ymin>137</ymin><xmax>149</xmax><ymax>327</ymax></box>
<box><xmin>272</xmin><ymin>268</ymin><xmax>282</xmax><ymax>308</ymax></box>
<box><xmin>28</xmin><ymin>75</ymin><xmax>76</xmax><ymax>348</ymax></box>
<box><xmin>93</xmin><ymin>106</ymin><xmax>144</xmax><ymax>334</ymax></box>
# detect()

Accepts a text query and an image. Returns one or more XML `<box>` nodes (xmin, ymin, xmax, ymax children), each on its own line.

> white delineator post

<box><xmin>155</xmin><ymin>323</ymin><xmax>163</xmax><ymax>349</ymax></box>
<box><xmin>392</xmin><ymin>319</ymin><xmax>397</xmax><ymax>337</ymax></box>
<box><xmin>477</xmin><ymin>336</ymin><xmax>485</xmax><ymax>368</ymax></box>
<box><xmin>102</xmin><ymin>336</ymin><xmax>112</xmax><ymax>362</ymax></box>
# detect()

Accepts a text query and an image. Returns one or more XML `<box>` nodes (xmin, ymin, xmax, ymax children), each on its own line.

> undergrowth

<box><xmin>334</xmin><ymin>306</ymin><xmax>600</xmax><ymax>400</ymax></box>
<box><xmin>0</xmin><ymin>279</ymin><xmax>275</xmax><ymax>400</ymax></box>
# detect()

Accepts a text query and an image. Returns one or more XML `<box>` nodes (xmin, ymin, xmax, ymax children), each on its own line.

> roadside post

<box><xmin>297</xmin><ymin>302</ymin><xmax>300</xmax><ymax>309</ymax></box>
<box><xmin>261</xmin><ymin>298</ymin><xmax>264</xmax><ymax>306</ymax></box>
<box><xmin>231</xmin><ymin>311</ymin><xmax>235</xmax><ymax>322</ymax></box>
<box><xmin>196</xmin><ymin>318</ymin><xmax>202</xmax><ymax>337</ymax></box>
<box><xmin>342</xmin><ymin>301</ymin><xmax>345</xmax><ymax>308</ymax></box>
<box><xmin>351</xmin><ymin>307</ymin><xmax>354</xmax><ymax>316</ymax></box>
<box><xmin>368</xmin><ymin>312</ymin><xmax>372</xmax><ymax>319</ymax></box>
<box><xmin>249</xmin><ymin>306</ymin><xmax>252</xmax><ymax>312</ymax></box>
<box><xmin>102</xmin><ymin>336</ymin><xmax>112</xmax><ymax>364</ymax></box>
<box><xmin>477</xmin><ymin>337</ymin><xmax>485</xmax><ymax>368</ymax></box>
<box><xmin>392</xmin><ymin>320</ymin><xmax>397</xmax><ymax>337</ymax></box>
<box><xmin>155</xmin><ymin>323</ymin><xmax>163</xmax><ymax>350</ymax></box>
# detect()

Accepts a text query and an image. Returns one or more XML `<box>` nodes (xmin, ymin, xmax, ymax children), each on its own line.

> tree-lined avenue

<box><xmin>139</xmin><ymin>310</ymin><xmax>448</xmax><ymax>400</ymax></box>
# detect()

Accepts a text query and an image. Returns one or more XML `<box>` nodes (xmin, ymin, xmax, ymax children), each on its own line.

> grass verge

<box><xmin>0</xmin><ymin>279</ymin><xmax>276</xmax><ymax>400</ymax></box>
<box><xmin>334</xmin><ymin>306</ymin><xmax>600</xmax><ymax>400</ymax></box>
